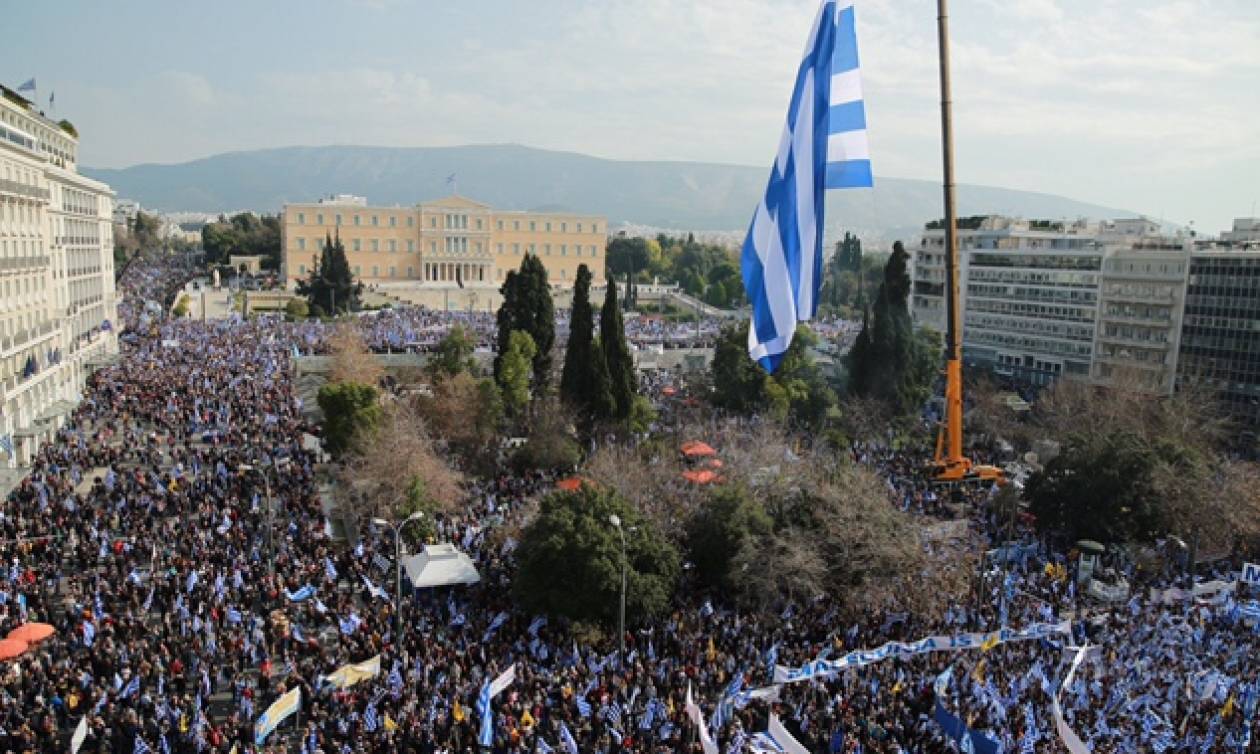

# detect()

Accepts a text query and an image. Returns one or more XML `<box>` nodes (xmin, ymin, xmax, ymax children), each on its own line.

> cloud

<box><xmin>158</xmin><ymin>71</ymin><xmax>216</xmax><ymax>109</ymax></box>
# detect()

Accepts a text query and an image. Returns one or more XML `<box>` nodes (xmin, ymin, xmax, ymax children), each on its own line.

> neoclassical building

<box><xmin>280</xmin><ymin>194</ymin><xmax>606</xmax><ymax>289</ymax></box>
<box><xmin>0</xmin><ymin>83</ymin><xmax>118</xmax><ymax>467</ymax></box>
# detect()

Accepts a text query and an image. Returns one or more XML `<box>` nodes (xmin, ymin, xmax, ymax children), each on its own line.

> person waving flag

<box><xmin>741</xmin><ymin>0</ymin><xmax>872</xmax><ymax>372</ymax></box>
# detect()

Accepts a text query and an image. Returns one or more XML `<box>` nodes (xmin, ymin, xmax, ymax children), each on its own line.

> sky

<box><xmin>3</xmin><ymin>0</ymin><xmax>1257</xmax><ymax>232</ymax></box>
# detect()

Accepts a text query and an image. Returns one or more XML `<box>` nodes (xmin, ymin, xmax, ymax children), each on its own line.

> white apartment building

<box><xmin>0</xmin><ymin>83</ymin><xmax>118</xmax><ymax>467</ymax></box>
<box><xmin>1220</xmin><ymin>217</ymin><xmax>1260</xmax><ymax>246</ymax></box>
<box><xmin>912</xmin><ymin>216</ymin><xmax>1103</xmax><ymax>386</ymax></box>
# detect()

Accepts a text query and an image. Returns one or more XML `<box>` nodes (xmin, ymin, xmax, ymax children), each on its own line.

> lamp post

<box><xmin>609</xmin><ymin>514</ymin><xmax>628</xmax><ymax>665</ymax></box>
<box><xmin>240</xmin><ymin>458</ymin><xmax>288</xmax><ymax>579</ymax></box>
<box><xmin>373</xmin><ymin>511</ymin><xmax>426</xmax><ymax>639</ymax></box>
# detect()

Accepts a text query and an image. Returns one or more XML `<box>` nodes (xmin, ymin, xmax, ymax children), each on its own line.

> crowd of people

<box><xmin>0</xmin><ymin>252</ymin><xmax>1255</xmax><ymax>754</ymax></box>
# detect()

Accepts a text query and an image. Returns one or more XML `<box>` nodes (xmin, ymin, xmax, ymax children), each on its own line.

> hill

<box><xmin>85</xmin><ymin>144</ymin><xmax>1133</xmax><ymax>241</ymax></box>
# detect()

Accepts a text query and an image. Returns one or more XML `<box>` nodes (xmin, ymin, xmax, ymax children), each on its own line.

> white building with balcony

<box><xmin>0</xmin><ymin>83</ymin><xmax>118</xmax><ymax>468</ymax></box>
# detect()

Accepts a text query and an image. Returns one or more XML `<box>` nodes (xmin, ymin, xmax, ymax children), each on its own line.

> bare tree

<box><xmin>327</xmin><ymin>324</ymin><xmax>385</xmax><ymax>387</ymax></box>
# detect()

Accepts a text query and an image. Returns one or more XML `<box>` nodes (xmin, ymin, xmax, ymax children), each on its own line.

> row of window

<box><xmin>293</xmin><ymin>211</ymin><xmax>601</xmax><ymax>236</ymax></box>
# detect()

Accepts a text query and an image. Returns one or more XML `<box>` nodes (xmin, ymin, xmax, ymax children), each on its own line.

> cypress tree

<box><xmin>560</xmin><ymin>265</ymin><xmax>612</xmax><ymax>419</ymax></box>
<box><xmin>600</xmin><ymin>276</ymin><xmax>636</xmax><ymax>419</ymax></box>
<box><xmin>844</xmin><ymin>241</ymin><xmax>926</xmax><ymax>414</ymax></box>
<box><xmin>493</xmin><ymin>254</ymin><xmax>555</xmax><ymax>390</ymax></box>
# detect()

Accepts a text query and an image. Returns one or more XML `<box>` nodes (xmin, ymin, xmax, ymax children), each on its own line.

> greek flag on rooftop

<box><xmin>741</xmin><ymin>0</ymin><xmax>872</xmax><ymax>372</ymax></box>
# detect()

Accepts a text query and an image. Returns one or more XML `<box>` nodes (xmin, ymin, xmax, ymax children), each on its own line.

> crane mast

<box><xmin>930</xmin><ymin>0</ymin><xmax>1004</xmax><ymax>487</ymax></box>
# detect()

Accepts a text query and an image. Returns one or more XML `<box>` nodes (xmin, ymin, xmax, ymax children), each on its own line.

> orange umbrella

<box><xmin>681</xmin><ymin>441</ymin><xmax>717</xmax><ymax>458</ymax></box>
<box><xmin>0</xmin><ymin>639</ymin><xmax>29</xmax><ymax>661</ymax></box>
<box><xmin>661</xmin><ymin>386</ymin><xmax>678</xmax><ymax>397</ymax></box>
<box><xmin>682</xmin><ymin>469</ymin><xmax>719</xmax><ymax>485</ymax></box>
<box><xmin>706</xmin><ymin>458</ymin><xmax>724</xmax><ymax>469</ymax></box>
<box><xmin>6</xmin><ymin>623</ymin><xmax>54</xmax><ymax>645</ymax></box>
<box><xmin>556</xmin><ymin>477</ymin><xmax>584</xmax><ymax>492</ymax></box>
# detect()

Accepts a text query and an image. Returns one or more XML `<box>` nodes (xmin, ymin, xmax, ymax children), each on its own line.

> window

<box><xmin>514</xmin><ymin>220</ymin><xmax>520</xmax><ymax>231</ymax></box>
<box><xmin>354</xmin><ymin>265</ymin><xmax>361</xmax><ymax>275</ymax></box>
<box><xmin>562</xmin><ymin>268</ymin><xmax>568</xmax><ymax>280</ymax></box>
<box><xmin>429</xmin><ymin>241</ymin><xmax>437</xmax><ymax>252</ymax></box>
<box><xmin>354</xmin><ymin>215</ymin><xmax>361</xmax><ymax>226</ymax></box>
<box><xmin>317</xmin><ymin>213</ymin><xmax>324</xmax><ymax>225</ymax></box>
<box><xmin>353</xmin><ymin>240</ymin><xmax>361</xmax><ymax>251</ymax></box>
<box><xmin>430</xmin><ymin>217</ymin><xmax>437</xmax><ymax>228</ymax></box>
<box><xmin>497</xmin><ymin>220</ymin><xmax>504</xmax><ymax>230</ymax></box>
<box><xmin>388</xmin><ymin>240</ymin><xmax>396</xmax><ymax>252</ymax></box>
<box><xmin>299</xmin><ymin>264</ymin><xmax>307</xmax><ymax>275</ymax></box>
<box><xmin>297</xmin><ymin>213</ymin><xmax>305</xmax><ymax>225</ymax></box>
<box><xmin>592</xmin><ymin>223</ymin><xmax>599</xmax><ymax>233</ymax></box>
<box><xmin>372</xmin><ymin>265</ymin><xmax>379</xmax><ymax>277</ymax></box>
<box><xmin>475</xmin><ymin>218</ymin><xmax>483</xmax><ymax>230</ymax></box>
<box><xmin>545</xmin><ymin>222</ymin><xmax>551</xmax><ymax>232</ymax></box>
<box><xmin>335</xmin><ymin>214</ymin><xmax>342</xmax><ymax>226</ymax></box>
<box><xmin>408</xmin><ymin>240</ymin><xmax>415</xmax><ymax>252</ymax></box>
<box><xmin>297</xmin><ymin>238</ymin><xmax>306</xmax><ymax>251</ymax></box>
<box><xmin>389</xmin><ymin>216</ymin><xmax>396</xmax><ymax>227</ymax></box>
<box><xmin>529</xmin><ymin>221</ymin><xmax>536</xmax><ymax>231</ymax></box>
<box><xmin>561</xmin><ymin>222</ymin><xmax>567</xmax><ymax>232</ymax></box>
<box><xmin>513</xmin><ymin>243</ymin><xmax>520</xmax><ymax>254</ymax></box>
<box><xmin>591</xmin><ymin>245</ymin><xmax>597</xmax><ymax>257</ymax></box>
<box><xmin>371</xmin><ymin>240</ymin><xmax>379</xmax><ymax>252</ymax></box>
<box><xmin>372</xmin><ymin>215</ymin><xmax>379</xmax><ymax>226</ymax></box>
<box><xmin>545</xmin><ymin>244</ymin><xmax>551</xmax><ymax>256</ymax></box>
<box><xmin>497</xmin><ymin>243</ymin><xmax>504</xmax><ymax>254</ymax></box>
<box><xmin>389</xmin><ymin>266</ymin><xmax>396</xmax><ymax>277</ymax></box>
<box><xmin>561</xmin><ymin>244</ymin><xmax>567</xmax><ymax>256</ymax></box>
<box><xmin>408</xmin><ymin>217</ymin><xmax>414</xmax><ymax>228</ymax></box>
<box><xmin>475</xmin><ymin>242</ymin><xmax>481</xmax><ymax>253</ymax></box>
<box><xmin>529</xmin><ymin>243</ymin><xmax>536</xmax><ymax>254</ymax></box>
<box><xmin>407</xmin><ymin>266</ymin><xmax>414</xmax><ymax>277</ymax></box>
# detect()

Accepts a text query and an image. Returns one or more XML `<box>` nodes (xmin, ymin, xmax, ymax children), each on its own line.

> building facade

<box><xmin>280</xmin><ymin>195</ymin><xmax>606</xmax><ymax>290</ymax></box>
<box><xmin>1220</xmin><ymin>217</ymin><xmax>1260</xmax><ymax>246</ymax></box>
<box><xmin>912</xmin><ymin>217</ymin><xmax>1103</xmax><ymax>386</ymax></box>
<box><xmin>0</xmin><ymin>84</ymin><xmax>118</xmax><ymax>467</ymax></box>
<box><xmin>1177</xmin><ymin>251</ymin><xmax>1260</xmax><ymax>432</ymax></box>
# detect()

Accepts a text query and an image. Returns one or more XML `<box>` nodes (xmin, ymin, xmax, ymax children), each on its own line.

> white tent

<box><xmin>403</xmin><ymin>543</ymin><xmax>481</xmax><ymax>589</ymax></box>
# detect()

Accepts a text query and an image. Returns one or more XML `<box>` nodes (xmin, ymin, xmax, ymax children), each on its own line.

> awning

<box><xmin>402</xmin><ymin>543</ymin><xmax>481</xmax><ymax>589</ymax></box>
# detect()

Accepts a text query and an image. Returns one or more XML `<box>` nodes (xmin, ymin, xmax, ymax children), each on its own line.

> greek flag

<box><xmin>560</xmin><ymin>722</ymin><xmax>579</xmax><ymax>754</ymax></box>
<box><xmin>605</xmin><ymin>701</ymin><xmax>623</xmax><ymax>728</ymax></box>
<box><xmin>477</xmin><ymin>664</ymin><xmax>516</xmax><ymax>747</ymax></box>
<box><xmin>373</xmin><ymin>552</ymin><xmax>391</xmax><ymax>573</ymax></box>
<box><xmin>361</xmin><ymin>576</ymin><xmax>390</xmax><ymax>602</ymax></box>
<box><xmin>133</xmin><ymin>736</ymin><xmax>151</xmax><ymax>754</ymax></box>
<box><xmin>536</xmin><ymin>737</ymin><xmax>555</xmax><ymax>754</ymax></box>
<box><xmin>364</xmin><ymin>703</ymin><xmax>380</xmax><ymax>733</ymax></box>
<box><xmin>287</xmin><ymin>584</ymin><xmax>316</xmax><ymax>602</ymax></box>
<box><xmin>82</xmin><ymin>620</ymin><xmax>96</xmax><ymax>647</ymax></box>
<box><xmin>576</xmin><ymin>696</ymin><xmax>592</xmax><ymax>718</ymax></box>
<box><xmin>389</xmin><ymin>662</ymin><xmax>404</xmax><ymax>698</ymax></box>
<box><xmin>741</xmin><ymin>0</ymin><xmax>872</xmax><ymax>372</ymax></box>
<box><xmin>121</xmin><ymin>675</ymin><xmax>141</xmax><ymax>699</ymax></box>
<box><xmin>325</xmin><ymin>557</ymin><xmax>338</xmax><ymax>581</ymax></box>
<box><xmin>482</xmin><ymin>610</ymin><xmax>509</xmax><ymax>642</ymax></box>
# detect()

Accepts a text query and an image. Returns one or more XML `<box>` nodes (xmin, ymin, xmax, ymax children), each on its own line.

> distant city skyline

<box><xmin>3</xmin><ymin>0</ymin><xmax>1257</xmax><ymax>233</ymax></box>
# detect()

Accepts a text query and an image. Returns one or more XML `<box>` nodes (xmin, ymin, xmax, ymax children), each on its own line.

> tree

<box><xmin>428</xmin><ymin>324</ymin><xmax>477</xmax><ymax>380</ymax></box>
<box><xmin>710</xmin><ymin>324</ymin><xmax>836</xmax><ymax>427</ymax></box>
<box><xmin>514</xmin><ymin>485</ymin><xmax>680</xmax><ymax>625</ymax></box>
<box><xmin>845</xmin><ymin>242</ymin><xmax>936</xmax><ymax>415</ymax></box>
<box><xmin>497</xmin><ymin>330</ymin><xmax>537</xmax><ymax>418</ymax></box>
<box><xmin>600</xmin><ymin>276</ymin><xmax>636</xmax><ymax>420</ymax></box>
<box><xmin>327</xmin><ymin>324</ymin><xmax>384</xmax><ymax>387</ymax></box>
<box><xmin>494</xmin><ymin>255</ymin><xmax>555</xmax><ymax>390</ymax></box>
<box><xmin>1025</xmin><ymin>430</ymin><xmax>1190</xmax><ymax>543</ymax></box>
<box><xmin>419</xmin><ymin>372</ymin><xmax>503</xmax><ymax>470</ymax></box>
<box><xmin>605</xmin><ymin>237</ymin><xmax>651</xmax><ymax>281</ymax></box>
<box><xmin>560</xmin><ymin>264</ymin><xmax>613</xmax><ymax>420</ymax></box>
<box><xmin>512</xmin><ymin>399</ymin><xmax>582</xmax><ymax>472</ymax></box>
<box><xmin>686</xmin><ymin>484</ymin><xmax>773</xmax><ymax>592</ymax></box>
<box><xmin>297</xmin><ymin>234</ymin><xmax>362</xmax><ymax>315</ymax></box>
<box><xmin>711</xmin><ymin>324</ymin><xmax>769</xmax><ymax>414</ymax></box>
<box><xmin>317</xmin><ymin>382</ymin><xmax>382</xmax><ymax>458</ymax></box>
<box><xmin>340</xmin><ymin>400</ymin><xmax>463</xmax><ymax>528</ymax></box>
<box><xmin>284</xmin><ymin>298</ymin><xmax>309</xmax><ymax>320</ymax></box>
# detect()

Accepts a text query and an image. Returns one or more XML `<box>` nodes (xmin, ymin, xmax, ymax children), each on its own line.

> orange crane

<box><xmin>928</xmin><ymin>0</ymin><xmax>1004</xmax><ymax>488</ymax></box>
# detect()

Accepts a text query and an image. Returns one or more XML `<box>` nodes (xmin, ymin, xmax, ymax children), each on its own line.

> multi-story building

<box><xmin>912</xmin><ymin>216</ymin><xmax>1103</xmax><ymax>386</ymax></box>
<box><xmin>0</xmin><ymin>83</ymin><xmax>118</xmax><ymax>467</ymax></box>
<box><xmin>1220</xmin><ymin>217</ymin><xmax>1260</xmax><ymax>246</ymax></box>
<box><xmin>1177</xmin><ymin>250</ymin><xmax>1260</xmax><ymax>431</ymax></box>
<box><xmin>1091</xmin><ymin>241</ymin><xmax>1190</xmax><ymax>394</ymax></box>
<box><xmin>280</xmin><ymin>194</ymin><xmax>606</xmax><ymax>290</ymax></box>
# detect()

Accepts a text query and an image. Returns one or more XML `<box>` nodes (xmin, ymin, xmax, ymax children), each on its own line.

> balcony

<box><xmin>0</xmin><ymin>178</ymin><xmax>49</xmax><ymax>202</ymax></box>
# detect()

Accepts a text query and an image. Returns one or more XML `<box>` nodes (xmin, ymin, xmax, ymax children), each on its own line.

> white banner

<box><xmin>774</xmin><ymin>621</ymin><xmax>1071</xmax><ymax>684</ymax></box>
<box><xmin>1149</xmin><ymin>579</ymin><xmax>1237</xmax><ymax>605</ymax></box>
<box><xmin>1242</xmin><ymin>563</ymin><xmax>1260</xmax><ymax>587</ymax></box>
<box><xmin>1051</xmin><ymin>646</ymin><xmax>1092</xmax><ymax>754</ymax></box>
<box><xmin>70</xmin><ymin>716</ymin><xmax>88</xmax><ymax>754</ymax></box>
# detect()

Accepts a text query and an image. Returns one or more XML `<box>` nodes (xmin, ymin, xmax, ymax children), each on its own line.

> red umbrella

<box><xmin>6</xmin><ymin>623</ymin><xmax>54</xmax><ymax>645</ymax></box>
<box><xmin>681</xmin><ymin>441</ymin><xmax>717</xmax><ymax>458</ymax></box>
<box><xmin>0</xmin><ymin>639</ymin><xmax>30</xmax><ymax>661</ymax></box>
<box><xmin>556</xmin><ymin>477</ymin><xmax>584</xmax><ymax>492</ymax></box>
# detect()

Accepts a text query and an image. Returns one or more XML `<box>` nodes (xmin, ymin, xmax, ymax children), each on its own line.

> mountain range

<box><xmin>85</xmin><ymin>144</ymin><xmax>1134</xmax><ymax>242</ymax></box>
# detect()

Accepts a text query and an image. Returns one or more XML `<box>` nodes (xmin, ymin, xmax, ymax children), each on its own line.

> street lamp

<box><xmin>240</xmin><ymin>458</ymin><xmax>289</xmax><ymax>578</ymax></box>
<box><xmin>373</xmin><ymin>511</ymin><xmax>426</xmax><ymax>639</ymax></box>
<box><xmin>609</xmin><ymin>514</ymin><xmax>628</xmax><ymax>665</ymax></box>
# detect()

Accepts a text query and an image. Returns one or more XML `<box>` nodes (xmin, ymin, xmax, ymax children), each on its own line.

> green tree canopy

<box><xmin>600</xmin><ymin>277</ymin><xmax>637</xmax><ymax>420</ymax></box>
<box><xmin>845</xmin><ymin>241</ymin><xmax>937</xmax><ymax>415</ymax></box>
<box><xmin>497</xmin><ymin>330</ymin><xmax>537</xmax><ymax>417</ymax></box>
<box><xmin>316</xmin><ymin>381</ymin><xmax>382</xmax><ymax>458</ymax></box>
<box><xmin>710</xmin><ymin>324</ymin><xmax>836</xmax><ymax>428</ymax></box>
<box><xmin>686</xmin><ymin>484</ymin><xmax>773</xmax><ymax>592</ymax></box>
<box><xmin>297</xmin><ymin>234</ymin><xmax>362</xmax><ymax>315</ymax></box>
<box><xmin>199</xmin><ymin>212</ymin><xmax>282</xmax><ymax>268</ymax></box>
<box><xmin>494</xmin><ymin>255</ymin><xmax>555</xmax><ymax>390</ymax></box>
<box><xmin>514</xmin><ymin>484</ymin><xmax>680</xmax><ymax>625</ymax></box>
<box><xmin>560</xmin><ymin>265</ymin><xmax>614</xmax><ymax>422</ymax></box>
<box><xmin>428</xmin><ymin>324</ymin><xmax>477</xmax><ymax>380</ymax></box>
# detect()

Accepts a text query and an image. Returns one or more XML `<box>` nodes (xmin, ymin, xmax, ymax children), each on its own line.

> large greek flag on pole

<box><xmin>742</xmin><ymin>0</ymin><xmax>872</xmax><ymax>372</ymax></box>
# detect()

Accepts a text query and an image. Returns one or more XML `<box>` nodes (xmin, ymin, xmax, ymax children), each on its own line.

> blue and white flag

<box><xmin>741</xmin><ymin>0</ymin><xmax>872</xmax><ymax>372</ymax></box>
<box><xmin>121</xmin><ymin>675</ymin><xmax>140</xmax><ymax>699</ymax></box>
<box><xmin>560</xmin><ymin>722</ymin><xmax>579</xmax><ymax>754</ymax></box>
<box><xmin>478</xmin><ymin>664</ymin><xmax>517</xmax><ymax>747</ymax></box>
<box><xmin>576</xmin><ymin>695</ymin><xmax>593</xmax><ymax>718</ymax></box>
<box><xmin>16</xmin><ymin>78</ymin><xmax>36</xmax><ymax>94</ymax></box>
<box><xmin>482</xmin><ymin>611</ymin><xmax>509</xmax><ymax>642</ymax></box>
<box><xmin>287</xmin><ymin>584</ymin><xmax>316</xmax><ymax>603</ymax></box>
<box><xmin>324</xmin><ymin>557</ymin><xmax>338</xmax><ymax>582</ymax></box>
